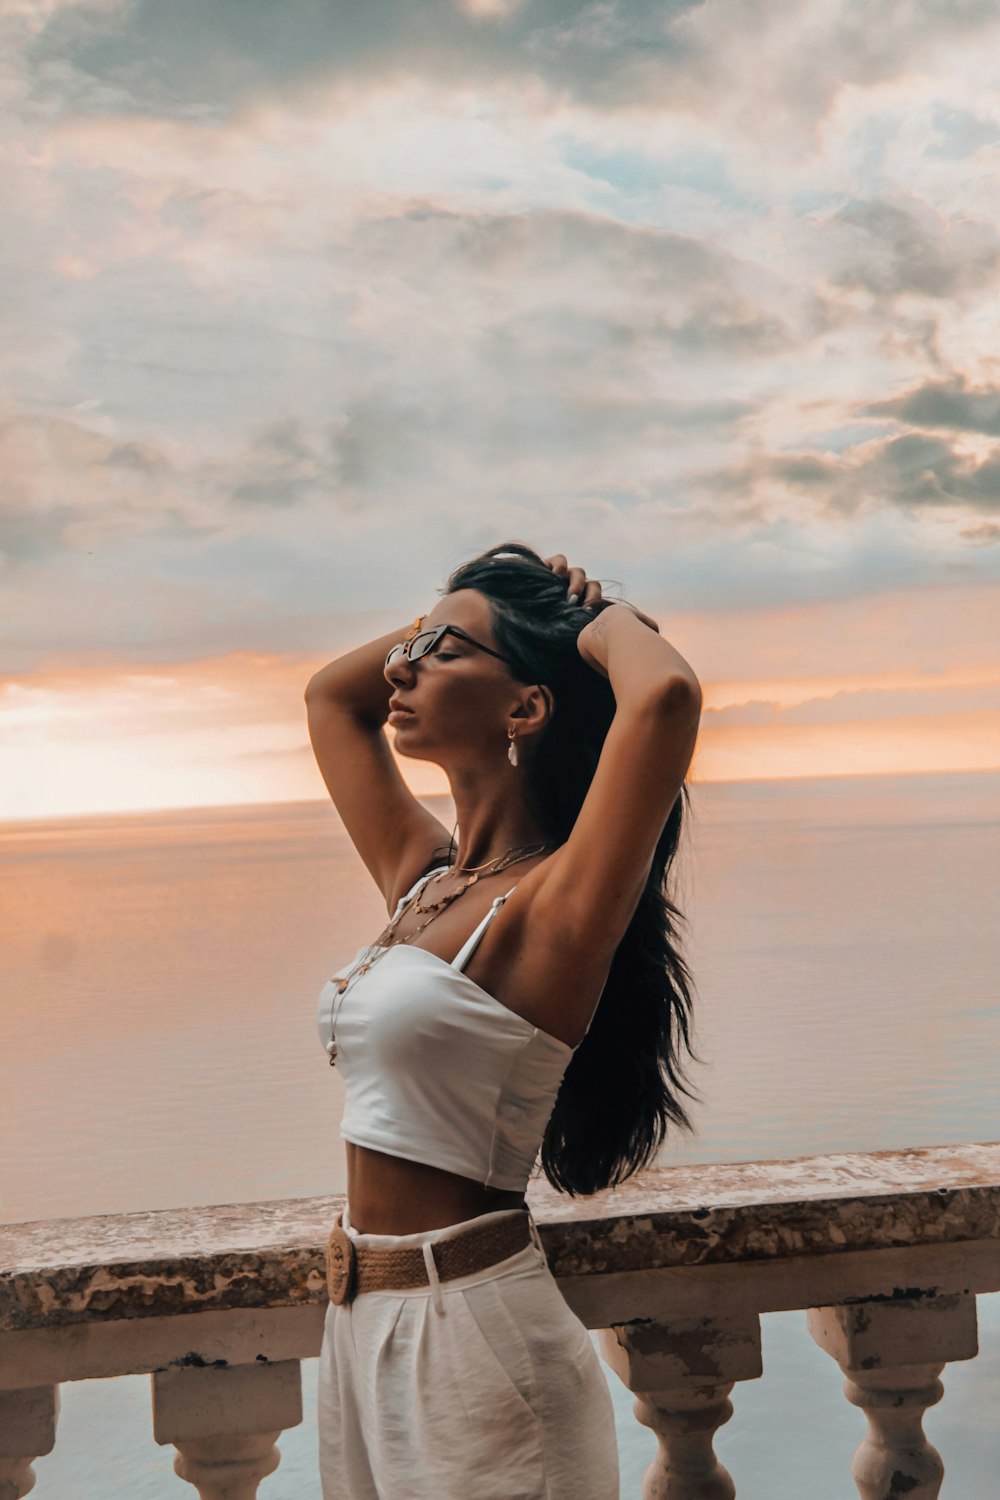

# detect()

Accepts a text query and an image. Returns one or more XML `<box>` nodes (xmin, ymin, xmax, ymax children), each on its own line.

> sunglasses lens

<box><xmin>385</xmin><ymin>644</ymin><xmax>405</xmax><ymax>667</ymax></box>
<box><xmin>409</xmin><ymin>631</ymin><xmax>439</xmax><ymax>660</ymax></box>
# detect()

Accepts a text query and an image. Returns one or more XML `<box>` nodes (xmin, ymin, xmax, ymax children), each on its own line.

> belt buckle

<box><xmin>326</xmin><ymin>1216</ymin><xmax>358</xmax><ymax>1306</ymax></box>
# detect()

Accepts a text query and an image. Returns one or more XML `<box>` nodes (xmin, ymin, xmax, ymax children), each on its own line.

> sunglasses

<box><xmin>385</xmin><ymin>623</ymin><xmax>516</xmax><ymax>671</ymax></box>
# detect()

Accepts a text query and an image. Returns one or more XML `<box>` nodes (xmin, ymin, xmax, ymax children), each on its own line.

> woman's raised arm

<box><xmin>305</xmin><ymin>625</ymin><xmax>452</xmax><ymax>909</ymax></box>
<box><xmin>576</xmin><ymin>600</ymin><xmax>701</xmax><ymax>699</ymax></box>
<box><xmin>530</xmin><ymin>602</ymin><xmax>701</xmax><ymax>954</ymax></box>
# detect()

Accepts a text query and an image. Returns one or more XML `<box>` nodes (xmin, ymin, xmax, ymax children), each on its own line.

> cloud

<box><xmin>960</xmin><ymin>521</ymin><xmax>1000</xmax><ymax>546</ymax></box>
<box><xmin>4</xmin><ymin>0</ymin><xmax>1000</xmax><ymax>811</ymax></box>
<box><xmin>0</xmin><ymin>412</ymin><xmax>183</xmax><ymax>557</ymax></box>
<box><xmin>865</xmin><ymin>375</ymin><xmax>1000</xmax><ymax>437</ymax></box>
<box><xmin>230</xmin><ymin>402</ymin><xmax>441</xmax><ymax>510</ymax></box>
<box><xmin>18</xmin><ymin>0</ymin><xmax>1000</xmax><ymax>141</ymax></box>
<box><xmin>706</xmin><ymin>676</ymin><xmax>1000</xmax><ymax>728</ymax></box>
<box><xmin>0</xmin><ymin>401</ymin><xmax>392</xmax><ymax>568</ymax></box>
<box><xmin>826</xmin><ymin>197</ymin><xmax>1000</xmax><ymax>300</ymax></box>
<box><xmin>693</xmin><ymin>707</ymin><xmax>1000</xmax><ymax>783</ymax></box>
<box><xmin>851</xmin><ymin>434</ymin><xmax>1000</xmax><ymax>514</ymax></box>
<box><xmin>5</xmin><ymin>606</ymin><xmax>1000</xmax><ymax>820</ymax></box>
<box><xmin>697</xmin><ymin>432</ymin><xmax>1000</xmax><ymax>519</ymax></box>
<box><xmin>19</xmin><ymin>1</ymin><xmax>703</xmax><ymax>119</ymax></box>
<box><xmin>0</xmin><ymin>500</ymin><xmax>85</xmax><ymax>563</ymax></box>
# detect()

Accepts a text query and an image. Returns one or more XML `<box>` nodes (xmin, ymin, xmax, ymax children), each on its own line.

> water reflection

<box><xmin>2</xmin><ymin>771</ymin><xmax>998</xmax><ymax>1224</ymax></box>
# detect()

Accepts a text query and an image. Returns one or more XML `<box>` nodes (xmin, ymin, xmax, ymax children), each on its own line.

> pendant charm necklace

<box><xmin>325</xmin><ymin>839</ymin><xmax>553</xmax><ymax>1064</ymax></box>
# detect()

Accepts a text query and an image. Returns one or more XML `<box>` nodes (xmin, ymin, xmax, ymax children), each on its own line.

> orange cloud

<box><xmin>690</xmin><ymin>709</ymin><xmax>1000</xmax><ymax>784</ymax></box>
<box><xmin>4</xmin><ymin>635</ymin><xmax>1000</xmax><ymax>821</ymax></box>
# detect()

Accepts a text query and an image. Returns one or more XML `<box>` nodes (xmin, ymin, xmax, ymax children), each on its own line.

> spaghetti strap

<box><xmin>451</xmin><ymin>884</ymin><xmax>518</xmax><ymax>972</ymax></box>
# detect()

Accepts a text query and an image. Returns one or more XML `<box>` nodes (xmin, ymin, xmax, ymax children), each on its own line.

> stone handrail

<box><xmin>1</xmin><ymin>1142</ymin><xmax>998</xmax><ymax>1499</ymax></box>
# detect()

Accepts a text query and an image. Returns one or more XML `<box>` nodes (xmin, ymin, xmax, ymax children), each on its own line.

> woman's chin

<box><xmin>390</xmin><ymin>724</ymin><xmax>429</xmax><ymax>759</ymax></box>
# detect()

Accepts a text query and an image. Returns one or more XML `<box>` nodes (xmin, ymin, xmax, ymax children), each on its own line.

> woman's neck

<box><xmin>447</xmin><ymin>777</ymin><xmax>552</xmax><ymax>872</ymax></box>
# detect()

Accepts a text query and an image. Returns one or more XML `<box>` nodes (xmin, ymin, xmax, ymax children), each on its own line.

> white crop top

<box><xmin>316</xmin><ymin>866</ymin><xmax>581</xmax><ymax>1193</ymax></box>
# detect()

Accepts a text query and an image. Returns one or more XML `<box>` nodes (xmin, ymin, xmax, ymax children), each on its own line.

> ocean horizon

<box><xmin>4</xmin><ymin>767</ymin><xmax>998</xmax><ymax>1497</ymax></box>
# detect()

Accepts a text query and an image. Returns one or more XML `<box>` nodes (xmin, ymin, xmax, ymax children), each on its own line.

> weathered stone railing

<box><xmin>1</xmin><ymin>1142</ymin><xmax>997</xmax><ymax>1500</ymax></box>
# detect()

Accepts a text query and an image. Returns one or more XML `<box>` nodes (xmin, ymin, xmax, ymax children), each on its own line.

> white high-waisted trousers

<box><xmin>316</xmin><ymin>1202</ymin><xmax>620</xmax><ymax>1500</ymax></box>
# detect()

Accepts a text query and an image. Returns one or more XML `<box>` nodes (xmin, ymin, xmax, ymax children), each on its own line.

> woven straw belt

<box><xmin>326</xmin><ymin>1208</ymin><xmax>533</xmax><ymax>1306</ymax></box>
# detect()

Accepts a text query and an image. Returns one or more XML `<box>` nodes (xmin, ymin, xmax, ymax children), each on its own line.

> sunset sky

<box><xmin>4</xmin><ymin>0</ymin><xmax>1000</xmax><ymax>820</ymax></box>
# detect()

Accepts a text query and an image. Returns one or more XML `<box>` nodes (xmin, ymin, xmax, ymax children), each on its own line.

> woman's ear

<box><xmin>514</xmin><ymin>684</ymin><xmax>554</xmax><ymax>733</ymax></box>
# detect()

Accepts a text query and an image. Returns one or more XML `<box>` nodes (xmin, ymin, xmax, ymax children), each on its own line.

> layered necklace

<box><xmin>325</xmin><ymin>838</ymin><xmax>554</xmax><ymax>1065</ymax></box>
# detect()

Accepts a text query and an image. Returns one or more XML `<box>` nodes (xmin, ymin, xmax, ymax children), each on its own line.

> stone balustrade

<box><xmin>1</xmin><ymin>1142</ymin><xmax>997</xmax><ymax>1499</ymax></box>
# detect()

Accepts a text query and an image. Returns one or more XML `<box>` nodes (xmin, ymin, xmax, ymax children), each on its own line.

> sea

<box><xmin>2</xmin><ymin>769</ymin><xmax>998</xmax><ymax>1498</ymax></box>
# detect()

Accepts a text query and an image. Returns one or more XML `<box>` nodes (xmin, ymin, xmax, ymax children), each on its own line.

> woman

<box><xmin>307</xmin><ymin>542</ymin><xmax>702</xmax><ymax>1500</ymax></box>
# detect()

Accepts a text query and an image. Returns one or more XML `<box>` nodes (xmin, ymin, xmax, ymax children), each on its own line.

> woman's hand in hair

<box><xmin>542</xmin><ymin>554</ymin><xmax>659</xmax><ymax>634</ymax></box>
<box><xmin>541</xmin><ymin>553</ymin><xmax>604</xmax><ymax>611</ymax></box>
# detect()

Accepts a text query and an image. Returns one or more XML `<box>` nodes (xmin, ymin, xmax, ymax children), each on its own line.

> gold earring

<box><xmin>507</xmin><ymin>726</ymin><xmax>518</xmax><ymax>767</ymax></box>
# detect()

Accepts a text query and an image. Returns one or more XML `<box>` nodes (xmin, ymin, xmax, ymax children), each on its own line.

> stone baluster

<box><xmin>598</xmin><ymin>1313</ymin><xmax>762</xmax><ymax>1500</ymax></box>
<box><xmin>807</xmin><ymin>1290</ymin><xmax>978</xmax><ymax>1500</ymax></box>
<box><xmin>0</xmin><ymin>1387</ymin><xmax>59</xmax><ymax>1500</ymax></box>
<box><xmin>152</xmin><ymin>1361</ymin><xmax>302</xmax><ymax>1500</ymax></box>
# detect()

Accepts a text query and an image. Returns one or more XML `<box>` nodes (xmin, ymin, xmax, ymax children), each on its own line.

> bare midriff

<box><xmin>345</xmin><ymin>1141</ymin><xmax>526</xmax><ymax>1234</ymax></box>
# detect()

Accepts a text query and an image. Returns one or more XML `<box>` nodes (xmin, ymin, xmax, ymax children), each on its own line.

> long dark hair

<box><xmin>428</xmin><ymin>540</ymin><xmax>699</xmax><ymax>1197</ymax></box>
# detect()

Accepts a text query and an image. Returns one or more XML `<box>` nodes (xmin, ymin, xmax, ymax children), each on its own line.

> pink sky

<box><xmin>6</xmin><ymin>577</ymin><xmax>997</xmax><ymax>819</ymax></box>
